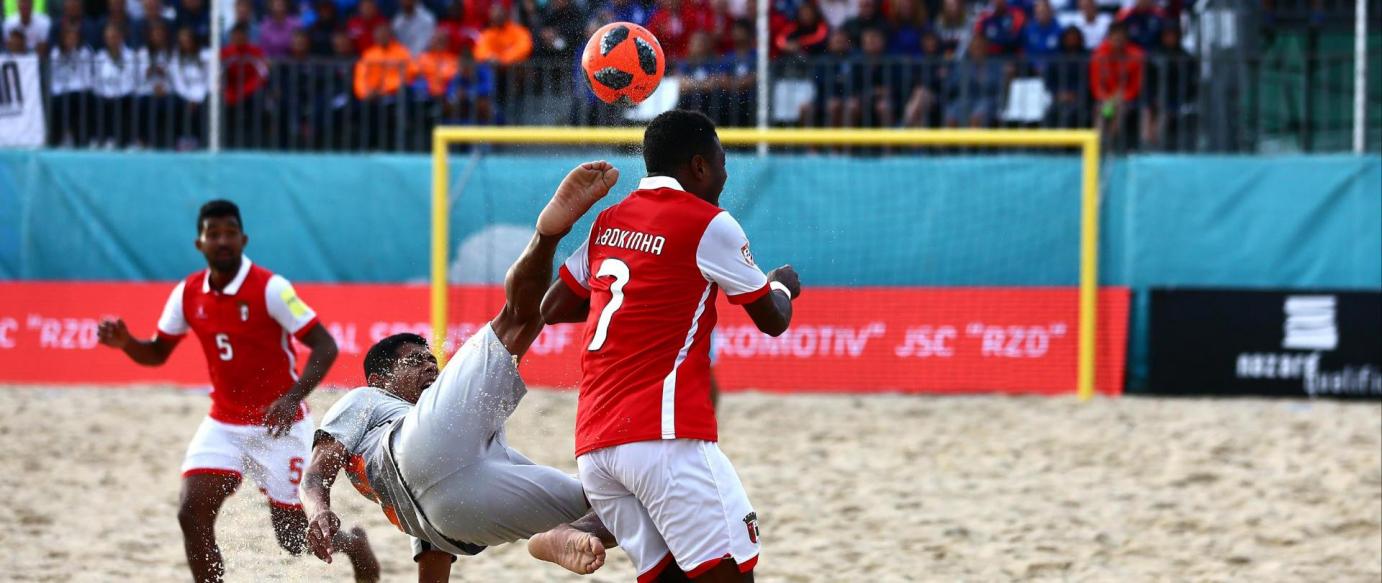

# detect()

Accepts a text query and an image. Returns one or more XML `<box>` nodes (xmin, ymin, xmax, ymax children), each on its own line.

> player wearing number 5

<box><xmin>543</xmin><ymin>110</ymin><xmax>800</xmax><ymax>582</ymax></box>
<box><xmin>97</xmin><ymin>200</ymin><xmax>378</xmax><ymax>583</ymax></box>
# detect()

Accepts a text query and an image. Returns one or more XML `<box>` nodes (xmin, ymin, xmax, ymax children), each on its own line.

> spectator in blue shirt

<box><xmin>886</xmin><ymin>0</ymin><xmax>926</xmax><ymax>56</ymax></box>
<box><xmin>1021</xmin><ymin>0</ymin><xmax>1060</xmax><ymax>66</ymax></box>
<box><xmin>446</xmin><ymin>51</ymin><xmax>496</xmax><ymax>124</ymax></box>
<box><xmin>677</xmin><ymin>30</ymin><xmax>727</xmax><ymax>116</ymax></box>
<box><xmin>719</xmin><ymin>18</ymin><xmax>756</xmax><ymax>126</ymax></box>
<box><xmin>944</xmin><ymin>33</ymin><xmax>1008</xmax><ymax>127</ymax></box>
<box><xmin>609</xmin><ymin>0</ymin><xmax>650</xmax><ymax>26</ymax></box>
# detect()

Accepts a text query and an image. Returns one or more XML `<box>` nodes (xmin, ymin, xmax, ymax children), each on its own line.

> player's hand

<box><xmin>306</xmin><ymin>509</ymin><xmax>341</xmax><ymax>563</ymax></box>
<box><xmin>767</xmin><ymin>265</ymin><xmax>801</xmax><ymax>299</ymax></box>
<box><xmin>263</xmin><ymin>395</ymin><xmax>301</xmax><ymax>438</ymax></box>
<box><xmin>97</xmin><ymin>318</ymin><xmax>132</xmax><ymax>349</ymax></box>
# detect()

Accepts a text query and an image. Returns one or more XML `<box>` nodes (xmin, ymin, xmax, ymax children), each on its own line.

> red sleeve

<box><xmin>1089</xmin><ymin>53</ymin><xmax>1110</xmax><ymax>101</ymax></box>
<box><xmin>558</xmin><ymin>265</ymin><xmax>591</xmax><ymax>299</ymax></box>
<box><xmin>773</xmin><ymin>24</ymin><xmax>794</xmax><ymax>50</ymax></box>
<box><xmin>799</xmin><ymin>22</ymin><xmax>828</xmax><ymax>50</ymax></box>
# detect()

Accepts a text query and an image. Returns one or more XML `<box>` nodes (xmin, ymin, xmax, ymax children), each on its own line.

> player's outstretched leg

<box><xmin>493</xmin><ymin>161</ymin><xmax>619</xmax><ymax>359</ymax></box>
<box><xmin>537</xmin><ymin>160</ymin><xmax>620</xmax><ymax>237</ymax></box>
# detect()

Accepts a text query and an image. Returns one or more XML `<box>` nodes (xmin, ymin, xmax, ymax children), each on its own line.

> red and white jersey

<box><xmin>559</xmin><ymin>176</ymin><xmax>770</xmax><ymax>456</ymax></box>
<box><xmin>156</xmin><ymin>258</ymin><xmax>320</xmax><ymax>425</ymax></box>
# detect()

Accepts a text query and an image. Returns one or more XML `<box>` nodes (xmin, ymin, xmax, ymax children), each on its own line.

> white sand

<box><xmin>0</xmin><ymin>386</ymin><xmax>1377</xmax><ymax>582</ymax></box>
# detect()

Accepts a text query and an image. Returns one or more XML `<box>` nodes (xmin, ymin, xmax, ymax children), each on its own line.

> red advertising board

<box><xmin>0</xmin><ymin>283</ymin><xmax>1128</xmax><ymax>395</ymax></box>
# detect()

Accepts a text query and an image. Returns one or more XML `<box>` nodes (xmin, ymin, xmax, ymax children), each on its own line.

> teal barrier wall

<box><xmin>3</xmin><ymin>151</ymin><xmax>1378</xmax><ymax>290</ymax></box>
<box><xmin>4</xmin><ymin>151</ymin><xmax>1377</xmax><ymax>391</ymax></box>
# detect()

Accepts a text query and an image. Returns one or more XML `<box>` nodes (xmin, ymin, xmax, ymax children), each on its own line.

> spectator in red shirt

<box><xmin>1090</xmin><ymin>21</ymin><xmax>1145</xmax><ymax>150</ymax></box>
<box><xmin>221</xmin><ymin>23</ymin><xmax>268</xmax><ymax>147</ymax></box>
<box><xmin>773</xmin><ymin>0</ymin><xmax>828</xmax><ymax>57</ymax></box>
<box><xmin>346</xmin><ymin>0</ymin><xmax>388</xmax><ymax>54</ymax></box>
<box><xmin>647</xmin><ymin>0</ymin><xmax>707</xmax><ymax>59</ymax></box>
<box><xmin>435</xmin><ymin>0</ymin><xmax>482</xmax><ymax>54</ymax></box>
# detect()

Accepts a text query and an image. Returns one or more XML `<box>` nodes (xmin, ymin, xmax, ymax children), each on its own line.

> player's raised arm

<box><xmin>301</xmin><ymin>430</ymin><xmax>349</xmax><ymax>563</ymax></box>
<box><xmin>696</xmin><ymin>211</ymin><xmax>801</xmax><ymax>337</ymax></box>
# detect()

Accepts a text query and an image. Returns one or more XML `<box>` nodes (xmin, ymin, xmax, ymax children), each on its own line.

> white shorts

<box><xmin>578</xmin><ymin>440</ymin><xmax>760</xmax><ymax>581</ymax></box>
<box><xmin>180</xmin><ymin>415</ymin><xmax>314</xmax><ymax>508</ymax></box>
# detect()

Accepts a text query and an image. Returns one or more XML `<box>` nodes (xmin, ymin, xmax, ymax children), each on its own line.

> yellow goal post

<box><xmin>431</xmin><ymin>127</ymin><xmax>1102</xmax><ymax>400</ymax></box>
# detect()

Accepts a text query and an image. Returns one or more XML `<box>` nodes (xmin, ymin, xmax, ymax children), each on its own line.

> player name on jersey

<box><xmin>595</xmin><ymin>227</ymin><xmax>666</xmax><ymax>256</ymax></box>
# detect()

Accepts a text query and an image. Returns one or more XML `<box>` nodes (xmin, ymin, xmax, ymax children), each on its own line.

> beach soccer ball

<box><xmin>581</xmin><ymin>22</ymin><xmax>666</xmax><ymax>106</ymax></box>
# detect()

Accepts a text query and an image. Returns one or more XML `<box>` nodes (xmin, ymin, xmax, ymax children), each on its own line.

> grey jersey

<box><xmin>317</xmin><ymin>387</ymin><xmax>456</xmax><ymax>556</ymax></box>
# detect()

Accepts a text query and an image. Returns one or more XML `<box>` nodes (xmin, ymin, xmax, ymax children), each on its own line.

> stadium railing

<box><xmin>37</xmin><ymin>51</ymin><xmax>1379</xmax><ymax>154</ymax></box>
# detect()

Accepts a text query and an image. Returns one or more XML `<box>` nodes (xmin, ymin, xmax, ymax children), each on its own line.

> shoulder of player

<box><xmin>324</xmin><ymin>386</ymin><xmax>387</xmax><ymax>414</ymax></box>
<box><xmin>698</xmin><ymin>210</ymin><xmax>747</xmax><ymax>241</ymax></box>
<box><xmin>249</xmin><ymin>264</ymin><xmax>283</xmax><ymax>285</ymax></box>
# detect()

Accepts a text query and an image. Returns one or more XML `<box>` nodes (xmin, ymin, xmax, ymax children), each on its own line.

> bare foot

<box><xmin>340</xmin><ymin>526</ymin><xmax>381</xmax><ymax>583</ymax></box>
<box><xmin>537</xmin><ymin>161</ymin><xmax>620</xmax><ymax>236</ymax></box>
<box><xmin>528</xmin><ymin>524</ymin><xmax>607</xmax><ymax>575</ymax></box>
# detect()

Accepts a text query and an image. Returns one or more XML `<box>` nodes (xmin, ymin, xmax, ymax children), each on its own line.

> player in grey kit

<box><xmin>298</xmin><ymin>161</ymin><xmax>621</xmax><ymax>579</ymax></box>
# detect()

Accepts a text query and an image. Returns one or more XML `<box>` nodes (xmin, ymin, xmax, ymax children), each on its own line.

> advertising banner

<box><xmin>0</xmin><ymin>283</ymin><xmax>1129</xmax><ymax>395</ymax></box>
<box><xmin>1148</xmin><ymin>289</ymin><xmax>1381</xmax><ymax>398</ymax></box>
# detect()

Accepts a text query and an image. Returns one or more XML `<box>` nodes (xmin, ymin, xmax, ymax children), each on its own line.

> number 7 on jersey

<box><xmin>587</xmin><ymin>258</ymin><xmax>630</xmax><ymax>351</ymax></box>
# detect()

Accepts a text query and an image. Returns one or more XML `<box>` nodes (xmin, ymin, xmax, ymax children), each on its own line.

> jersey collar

<box><xmin>203</xmin><ymin>256</ymin><xmax>253</xmax><ymax>295</ymax></box>
<box><xmin>639</xmin><ymin>176</ymin><xmax>685</xmax><ymax>192</ymax></box>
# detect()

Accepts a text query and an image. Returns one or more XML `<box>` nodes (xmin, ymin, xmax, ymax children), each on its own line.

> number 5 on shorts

<box><xmin>289</xmin><ymin>457</ymin><xmax>304</xmax><ymax>485</ymax></box>
<box><xmin>588</xmin><ymin>258</ymin><xmax>629</xmax><ymax>351</ymax></box>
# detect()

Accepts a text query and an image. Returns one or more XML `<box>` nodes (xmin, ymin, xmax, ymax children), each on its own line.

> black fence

<box><xmin>38</xmin><ymin>51</ymin><xmax>1379</xmax><ymax>154</ymax></box>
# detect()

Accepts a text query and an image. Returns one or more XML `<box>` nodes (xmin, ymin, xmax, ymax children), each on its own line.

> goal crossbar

<box><xmin>431</xmin><ymin>126</ymin><xmax>1102</xmax><ymax>399</ymax></box>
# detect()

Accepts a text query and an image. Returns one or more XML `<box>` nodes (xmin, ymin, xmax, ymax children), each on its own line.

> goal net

<box><xmin>429</xmin><ymin>127</ymin><xmax>1125</xmax><ymax>399</ymax></box>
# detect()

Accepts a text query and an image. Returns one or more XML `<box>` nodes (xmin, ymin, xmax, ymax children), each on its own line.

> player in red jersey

<box><xmin>97</xmin><ymin>200</ymin><xmax>378</xmax><ymax>583</ymax></box>
<box><xmin>542</xmin><ymin>110</ymin><xmax>800</xmax><ymax>582</ymax></box>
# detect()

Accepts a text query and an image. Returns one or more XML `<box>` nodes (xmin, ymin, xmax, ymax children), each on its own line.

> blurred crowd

<box><xmin>1</xmin><ymin>0</ymin><xmax>1206</xmax><ymax>150</ymax></box>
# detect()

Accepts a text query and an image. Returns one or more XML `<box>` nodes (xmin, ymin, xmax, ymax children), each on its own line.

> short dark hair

<box><xmin>643</xmin><ymin>110</ymin><xmax>719</xmax><ymax>176</ymax></box>
<box><xmin>197</xmin><ymin>199</ymin><xmax>243</xmax><ymax>233</ymax></box>
<box><xmin>1107</xmin><ymin>21</ymin><xmax>1128</xmax><ymax>36</ymax></box>
<box><xmin>363</xmin><ymin>333</ymin><xmax>428</xmax><ymax>380</ymax></box>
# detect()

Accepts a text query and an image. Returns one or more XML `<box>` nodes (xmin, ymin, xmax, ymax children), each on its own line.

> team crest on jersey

<box><xmin>743</xmin><ymin>512</ymin><xmax>760</xmax><ymax>544</ymax></box>
<box><xmin>195</xmin><ymin>305</ymin><xmax>207</xmax><ymax>320</ymax></box>
<box><xmin>238</xmin><ymin>302</ymin><xmax>250</xmax><ymax>321</ymax></box>
<box><xmin>740</xmin><ymin>243</ymin><xmax>756</xmax><ymax>267</ymax></box>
